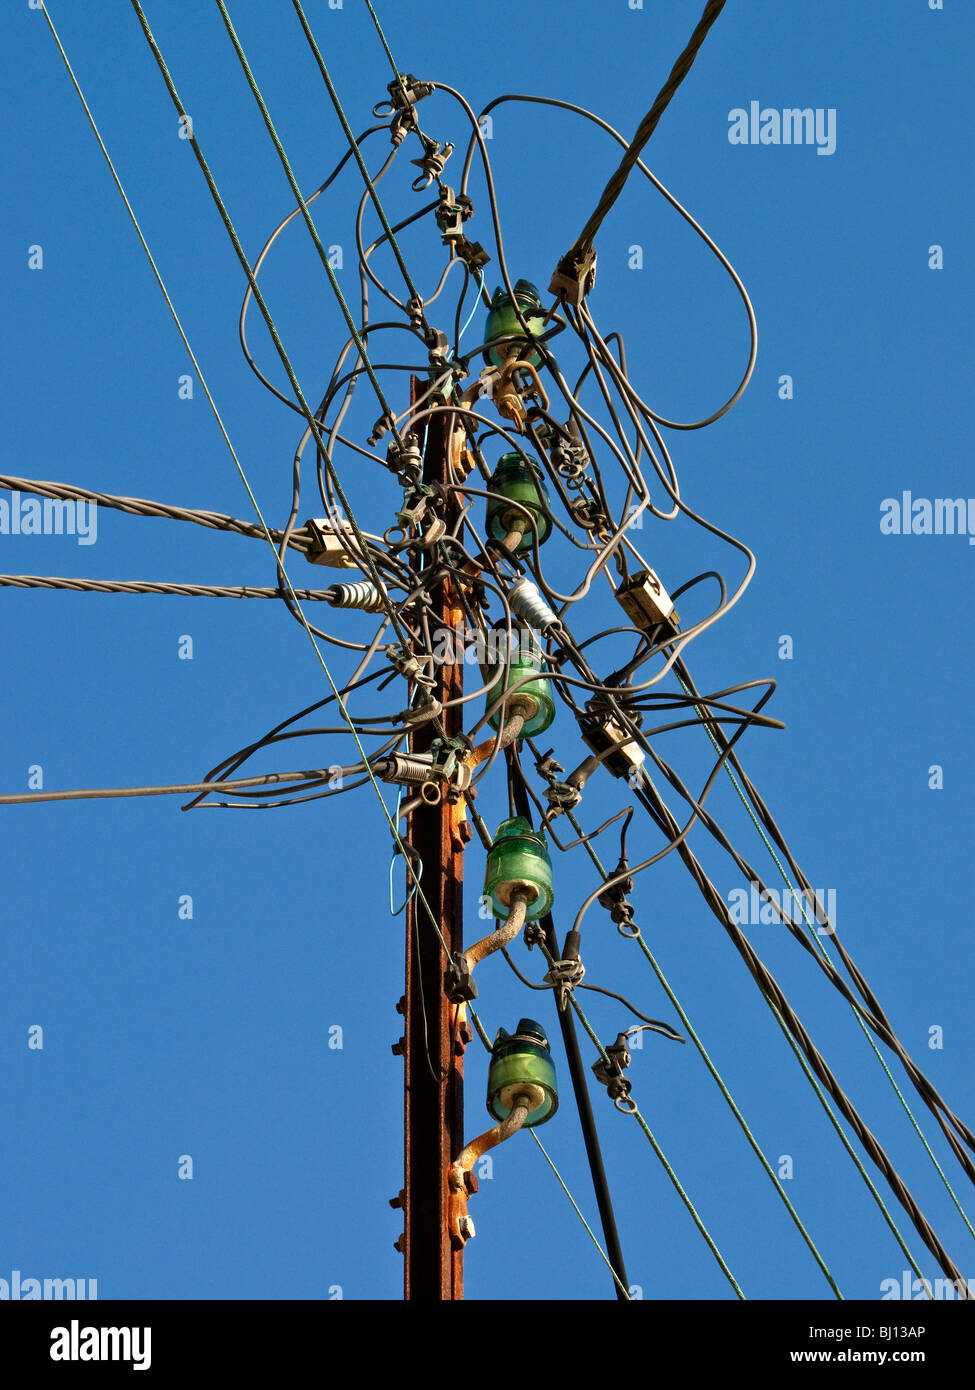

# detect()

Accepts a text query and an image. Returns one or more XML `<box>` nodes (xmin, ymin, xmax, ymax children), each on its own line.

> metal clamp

<box><xmin>396</xmin><ymin>482</ymin><xmax>440</xmax><ymax>528</ymax></box>
<box><xmin>386</xmin><ymin>434</ymin><xmax>423</xmax><ymax>486</ymax></box>
<box><xmin>591</xmin><ymin>1032</ymin><xmax>633</xmax><ymax>1106</ymax></box>
<box><xmin>428</xmin><ymin>736</ymin><xmax>474</xmax><ymax>801</ymax></box>
<box><xmin>549</xmin><ymin>246</ymin><xmax>597</xmax><ymax>307</ymax></box>
<box><xmin>411</xmin><ymin>139</ymin><xmax>453</xmax><ymax>190</ymax></box>
<box><xmin>544</xmin><ymin>955</ymin><xmax>586</xmax><ymax>1011</ymax></box>
<box><xmin>523</xmin><ymin>919</ymin><xmax>546</xmax><ymax>951</ymax></box>
<box><xmin>552</xmin><ymin>438</ymin><xmax>590</xmax><ymax>487</ymax></box>
<box><xmin>377</xmin><ymin>73</ymin><xmax>434</xmax><ymax>114</ymax></box>
<box><xmin>436</xmin><ymin>185</ymin><xmax>474</xmax><ymax>242</ymax></box>
<box><xmin>444</xmin><ymin>953</ymin><xmax>478</xmax><ymax>1004</ymax></box>
<box><xmin>385</xmin><ymin>645</ymin><xmax>435</xmax><ymax>690</ymax></box>
<box><xmin>454</xmin><ymin>236</ymin><xmax>490</xmax><ymax>275</ymax></box>
<box><xmin>545</xmin><ymin>781</ymin><xmax>583</xmax><ymax>817</ymax></box>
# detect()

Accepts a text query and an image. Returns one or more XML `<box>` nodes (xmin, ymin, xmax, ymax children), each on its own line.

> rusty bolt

<box><xmin>391</xmin><ymin>1037</ymin><xmax>405</xmax><ymax>1056</ymax></box>
<box><xmin>395</xmin><ymin>995</ymin><xmax>406</xmax><ymax>1016</ymax></box>
<box><xmin>463</xmin><ymin>1170</ymin><xmax>479</xmax><ymax>1196</ymax></box>
<box><xmin>393</xmin><ymin>1234</ymin><xmax>405</xmax><ymax>1253</ymax></box>
<box><xmin>388</xmin><ymin>1190</ymin><xmax>405</xmax><ymax>1210</ymax></box>
<box><xmin>457</xmin><ymin>1215</ymin><xmax>476</xmax><ymax>1243</ymax></box>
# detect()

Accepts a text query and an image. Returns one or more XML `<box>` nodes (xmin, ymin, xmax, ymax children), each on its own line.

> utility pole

<box><xmin>395</xmin><ymin>387</ymin><xmax>469</xmax><ymax>1300</ymax></box>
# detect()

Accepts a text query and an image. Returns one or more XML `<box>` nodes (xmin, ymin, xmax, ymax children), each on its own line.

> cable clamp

<box><xmin>444</xmin><ymin>953</ymin><xmax>478</xmax><ymax>1003</ymax></box>
<box><xmin>597</xmin><ymin>859</ymin><xmax>635</xmax><ymax>918</ymax></box>
<box><xmin>455</xmin><ymin>237</ymin><xmax>490</xmax><ymax>274</ymax></box>
<box><xmin>428</xmin><ymin>736</ymin><xmax>473</xmax><ymax>801</ymax></box>
<box><xmin>544</xmin><ymin>956</ymin><xmax>586</xmax><ymax>1011</ymax></box>
<box><xmin>568</xmin><ymin>494</ymin><xmax>611</xmax><ymax>540</ymax></box>
<box><xmin>436</xmin><ymin>185</ymin><xmax>473</xmax><ymax>241</ymax></box>
<box><xmin>552</xmin><ymin>438</ymin><xmax>590</xmax><ymax>486</ymax></box>
<box><xmin>549</xmin><ymin>245</ymin><xmax>597</xmax><ymax>307</ymax></box>
<box><xmin>385</xmin><ymin>645</ymin><xmax>435</xmax><ymax>689</ymax></box>
<box><xmin>386</xmin><ymin>434</ymin><xmax>423</xmax><ymax>486</ymax></box>
<box><xmin>425</xmin><ymin>328</ymin><xmax>451</xmax><ymax>374</ymax></box>
<box><xmin>376</xmin><ymin>74</ymin><xmax>433</xmax><ymax>146</ymax></box>
<box><xmin>534</xmin><ymin>750</ymin><xmax>564</xmax><ymax>782</ymax></box>
<box><xmin>384</xmin><ymin>73</ymin><xmax>434</xmax><ymax>112</ymax></box>
<box><xmin>411</xmin><ymin>139</ymin><xmax>453</xmax><ymax>191</ymax></box>
<box><xmin>523</xmin><ymin>920</ymin><xmax>546</xmax><ymax>952</ymax></box>
<box><xmin>367</xmin><ymin>411</ymin><xmax>398</xmax><ymax>448</ymax></box>
<box><xmin>396</xmin><ymin>481</ymin><xmax>438</xmax><ymax>528</ymax></box>
<box><xmin>591</xmin><ymin>1032</ymin><xmax>633</xmax><ymax>1105</ymax></box>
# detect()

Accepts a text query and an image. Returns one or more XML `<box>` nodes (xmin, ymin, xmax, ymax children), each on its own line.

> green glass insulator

<box><xmin>486</xmin><ymin>452</ymin><xmax>552</xmax><ymax>553</ymax></box>
<box><xmin>484</xmin><ymin>647</ymin><xmax>555</xmax><ymax>739</ymax></box>
<box><xmin>483</xmin><ymin>279</ymin><xmax>546</xmax><ymax>367</ymax></box>
<box><xmin>482</xmin><ymin>816</ymin><xmax>554</xmax><ymax>922</ymax></box>
<box><xmin>487</xmin><ymin>1018</ymin><xmax>558</xmax><ymax>1126</ymax></box>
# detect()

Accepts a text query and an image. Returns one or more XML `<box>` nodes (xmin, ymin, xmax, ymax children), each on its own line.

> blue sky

<box><xmin>1</xmin><ymin>0</ymin><xmax>972</xmax><ymax>1301</ymax></box>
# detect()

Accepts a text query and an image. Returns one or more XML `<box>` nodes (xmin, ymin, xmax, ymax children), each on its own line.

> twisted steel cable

<box><xmin>565</xmin><ymin>0</ymin><xmax>728</xmax><ymax>261</ymax></box>
<box><xmin>0</xmin><ymin>474</ymin><xmax>314</xmax><ymax>551</ymax></box>
<box><xmin>0</xmin><ymin>574</ymin><xmax>336</xmax><ymax>600</ymax></box>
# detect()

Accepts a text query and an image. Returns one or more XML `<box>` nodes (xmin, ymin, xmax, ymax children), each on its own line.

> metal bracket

<box><xmin>549</xmin><ymin>246</ymin><xmax>597</xmax><ymax>307</ymax></box>
<box><xmin>444</xmin><ymin>953</ymin><xmax>478</xmax><ymax>1004</ymax></box>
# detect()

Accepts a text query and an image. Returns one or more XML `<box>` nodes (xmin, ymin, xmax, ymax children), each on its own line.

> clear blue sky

<box><xmin>2</xmin><ymin>0</ymin><xmax>972</xmax><ymax>1301</ymax></box>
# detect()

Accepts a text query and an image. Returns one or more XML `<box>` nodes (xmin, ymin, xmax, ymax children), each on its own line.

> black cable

<box><xmin>505</xmin><ymin>751</ymin><xmax>630</xmax><ymax>1299</ymax></box>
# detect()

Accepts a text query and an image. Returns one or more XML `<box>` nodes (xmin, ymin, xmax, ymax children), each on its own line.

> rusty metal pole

<box><xmin>395</xmin><ymin>388</ymin><xmax>468</xmax><ymax>1300</ymax></box>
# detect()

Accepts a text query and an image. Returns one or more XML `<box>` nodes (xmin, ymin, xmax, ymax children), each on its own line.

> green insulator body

<box><xmin>486</xmin><ymin>452</ymin><xmax>552</xmax><ymax>553</ymax></box>
<box><xmin>487</xmin><ymin>1018</ymin><xmax>558</xmax><ymax>1127</ymax></box>
<box><xmin>483</xmin><ymin>279</ymin><xmax>546</xmax><ymax>367</ymax></box>
<box><xmin>482</xmin><ymin>816</ymin><xmax>554</xmax><ymax>922</ymax></box>
<box><xmin>484</xmin><ymin>648</ymin><xmax>555</xmax><ymax>738</ymax></box>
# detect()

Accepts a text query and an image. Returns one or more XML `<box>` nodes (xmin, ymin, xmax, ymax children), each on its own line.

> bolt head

<box><xmin>457</xmin><ymin>1215</ymin><xmax>476</xmax><ymax>1242</ymax></box>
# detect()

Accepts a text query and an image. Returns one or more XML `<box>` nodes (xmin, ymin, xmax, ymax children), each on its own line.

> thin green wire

<box><xmin>213</xmin><ymin>0</ymin><xmax>404</xmax><ymax>447</ymax></box>
<box><xmin>362</xmin><ymin>0</ymin><xmax>401</xmax><ymax>80</ymax></box>
<box><xmin>291</xmin><ymin>0</ymin><xmax>424</xmax><ymax>307</ymax></box>
<box><xmin>679</xmin><ymin>671</ymin><xmax>975</xmax><ymax>1246</ymax></box>
<box><xmin>529</xmin><ymin>1130</ymin><xmax>632</xmax><ymax>1300</ymax></box>
<box><xmin>560</xmin><ymin>982</ymin><xmax>746</xmax><ymax>1299</ymax></box>
<box><xmin>593</xmin><ymin>769</ymin><xmax>932</xmax><ymax>1295</ymax></box>
<box><xmin>559</xmin><ymin>805</ymin><xmax>843</xmax><ymax>1297</ymax></box>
